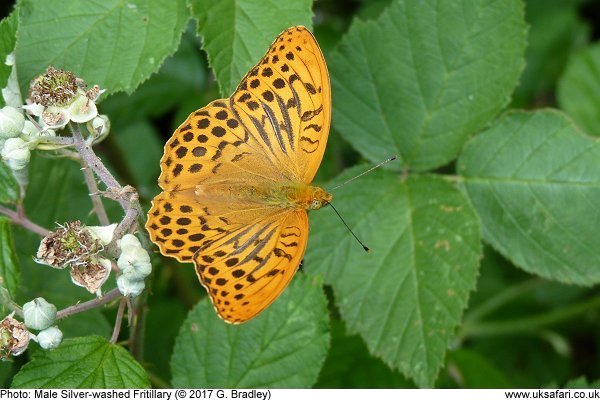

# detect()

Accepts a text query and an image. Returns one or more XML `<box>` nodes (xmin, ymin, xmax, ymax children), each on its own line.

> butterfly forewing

<box><xmin>232</xmin><ymin>27</ymin><xmax>331</xmax><ymax>183</ymax></box>
<box><xmin>146</xmin><ymin>26</ymin><xmax>330</xmax><ymax>323</ymax></box>
<box><xmin>156</xmin><ymin>101</ymin><xmax>286</xmax><ymax>192</ymax></box>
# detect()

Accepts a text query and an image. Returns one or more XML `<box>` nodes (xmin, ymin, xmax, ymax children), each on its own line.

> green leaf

<box><xmin>0</xmin><ymin>217</ymin><xmax>20</xmax><ymax>300</ymax></box>
<box><xmin>0</xmin><ymin>11</ymin><xmax>18</xmax><ymax>108</ymax></box>
<box><xmin>458</xmin><ymin>110</ymin><xmax>600</xmax><ymax>285</ymax></box>
<box><xmin>512</xmin><ymin>0</ymin><xmax>588</xmax><ymax>107</ymax></box>
<box><xmin>0</xmin><ymin>362</ymin><xmax>15</xmax><ymax>388</ymax></box>
<box><xmin>467</xmin><ymin>335</ymin><xmax>569</xmax><ymax>387</ymax></box>
<box><xmin>329</xmin><ymin>0</ymin><xmax>526</xmax><ymax>171</ymax></box>
<box><xmin>16</xmin><ymin>0</ymin><xmax>189</xmax><ymax>94</ymax></box>
<box><xmin>305</xmin><ymin>170</ymin><xmax>481</xmax><ymax>387</ymax></box>
<box><xmin>0</xmin><ymin>162</ymin><xmax>19</xmax><ymax>204</ymax></box>
<box><xmin>190</xmin><ymin>0</ymin><xmax>313</xmax><ymax>96</ymax></box>
<box><xmin>558</xmin><ymin>43</ymin><xmax>600</xmax><ymax>137</ymax></box>
<box><xmin>444</xmin><ymin>349</ymin><xmax>513</xmax><ymax>388</ymax></box>
<box><xmin>565</xmin><ymin>376</ymin><xmax>600</xmax><ymax>389</ymax></box>
<box><xmin>315</xmin><ymin>321</ymin><xmax>413</xmax><ymax>388</ymax></box>
<box><xmin>101</xmin><ymin>31</ymin><xmax>207</xmax><ymax>125</ymax></box>
<box><xmin>171</xmin><ymin>274</ymin><xmax>330</xmax><ymax>388</ymax></box>
<box><xmin>11</xmin><ymin>336</ymin><xmax>150</xmax><ymax>388</ymax></box>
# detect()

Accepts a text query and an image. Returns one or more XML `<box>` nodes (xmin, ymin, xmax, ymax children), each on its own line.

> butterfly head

<box><xmin>306</xmin><ymin>186</ymin><xmax>332</xmax><ymax>210</ymax></box>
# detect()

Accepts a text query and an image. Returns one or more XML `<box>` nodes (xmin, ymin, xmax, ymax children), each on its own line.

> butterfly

<box><xmin>146</xmin><ymin>26</ymin><xmax>331</xmax><ymax>324</ymax></box>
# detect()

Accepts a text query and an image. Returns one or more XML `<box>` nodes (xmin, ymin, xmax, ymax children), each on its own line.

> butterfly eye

<box><xmin>311</xmin><ymin>199</ymin><xmax>321</xmax><ymax>209</ymax></box>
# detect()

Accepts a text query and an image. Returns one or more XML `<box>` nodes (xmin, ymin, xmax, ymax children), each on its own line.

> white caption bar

<box><xmin>0</xmin><ymin>389</ymin><xmax>599</xmax><ymax>400</ymax></box>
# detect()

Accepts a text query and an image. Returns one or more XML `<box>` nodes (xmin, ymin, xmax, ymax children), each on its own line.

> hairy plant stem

<box><xmin>129</xmin><ymin>295</ymin><xmax>147</xmax><ymax>361</ymax></box>
<box><xmin>80</xmin><ymin>161</ymin><xmax>110</xmax><ymax>226</ymax></box>
<box><xmin>56</xmin><ymin>288</ymin><xmax>122</xmax><ymax>320</ymax></box>
<box><xmin>110</xmin><ymin>299</ymin><xmax>127</xmax><ymax>344</ymax></box>
<box><xmin>0</xmin><ymin>204</ymin><xmax>49</xmax><ymax>236</ymax></box>
<box><xmin>69</xmin><ymin>122</ymin><xmax>148</xmax><ymax>361</ymax></box>
<box><xmin>69</xmin><ymin>123</ymin><xmax>122</xmax><ymax>202</ymax></box>
<box><xmin>0</xmin><ymin>287</ymin><xmax>23</xmax><ymax>318</ymax></box>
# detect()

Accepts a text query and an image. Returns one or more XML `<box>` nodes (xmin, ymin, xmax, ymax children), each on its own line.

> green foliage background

<box><xmin>0</xmin><ymin>0</ymin><xmax>599</xmax><ymax>389</ymax></box>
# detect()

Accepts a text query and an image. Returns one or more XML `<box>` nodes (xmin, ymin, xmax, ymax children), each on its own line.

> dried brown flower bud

<box><xmin>36</xmin><ymin>221</ymin><xmax>102</xmax><ymax>269</ymax></box>
<box><xmin>28</xmin><ymin>66</ymin><xmax>84</xmax><ymax>107</ymax></box>
<box><xmin>85</xmin><ymin>85</ymin><xmax>102</xmax><ymax>101</ymax></box>
<box><xmin>70</xmin><ymin>258</ymin><xmax>111</xmax><ymax>295</ymax></box>
<box><xmin>0</xmin><ymin>316</ymin><xmax>30</xmax><ymax>358</ymax></box>
<box><xmin>40</xmin><ymin>108</ymin><xmax>67</xmax><ymax>128</ymax></box>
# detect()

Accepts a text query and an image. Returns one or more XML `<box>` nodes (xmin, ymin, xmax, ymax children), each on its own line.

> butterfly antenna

<box><xmin>330</xmin><ymin>155</ymin><xmax>398</xmax><ymax>190</ymax></box>
<box><xmin>325</xmin><ymin>201</ymin><xmax>370</xmax><ymax>253</ymax></box>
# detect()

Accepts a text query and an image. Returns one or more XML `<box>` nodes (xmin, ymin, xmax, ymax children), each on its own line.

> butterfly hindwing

<box><xmin>148</xmin><ymin>191</ymin><xmax>283</xmax><ymax>264</ymax></box>
<box><xmin>193</xmin><ymin>210</ymin><xmax>309</xmax><ymax>323</ymax></box>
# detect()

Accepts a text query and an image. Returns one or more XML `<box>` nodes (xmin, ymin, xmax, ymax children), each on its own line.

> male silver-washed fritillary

<box><xmin>146</xmin><ymin>26</ymin><xmax>331</xmax><ymax>323</ymax></box>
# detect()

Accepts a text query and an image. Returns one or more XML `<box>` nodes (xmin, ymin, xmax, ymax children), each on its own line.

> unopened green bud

<box><xmin>36</xmin><ymin>326</ymin><xmax>62</xmax><ymax>350</ymax></box>
<box><xmin>0</xmin><ymin>106</ymin><xmax>24</xmax><ymax>138</ymax></box>
<box><xmin>23</xmin><ymin>297</ymin><xmax>57</xmax><ymax>331</ymax></box>
<box><xmin>117</xmin><ymin>275</ymin><xmax>145</xmax><ymax>298</ymax></box>
<box><xmin>118</xmin><ymin>234</ymin><xmax>151</xmax><ymax>281</ymax></box>
<box><xmin>1</xmin><ymin>137</ymin><xmax>30</xmax><ymax>170</ymax></box>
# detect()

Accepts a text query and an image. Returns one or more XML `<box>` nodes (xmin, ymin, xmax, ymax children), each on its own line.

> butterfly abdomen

<box><xmin>198</xmin><ymin>182</ymin><xmax>332</xmax><ymax>210</ymax></box>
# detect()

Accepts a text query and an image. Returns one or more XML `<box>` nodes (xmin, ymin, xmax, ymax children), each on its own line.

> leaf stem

<box><xmin>461</xmin><ymin>292</ymin><xmax>600</xmax><ymax>338</ymax></box>
<box><xmin>464</xmin><ymin>279</ymin><xmax>545</xmax><ymax>323</ymax></box>
<box><xmin>129</xmin><ymin>294</ymin><xmax>146</xmax><ymax>362</ymax></box>
<box><xmin>110</xmin><ymin>298</ymin><xmax>127</xmax><ymax>344</ymax></box>
<box><xmin>56</xmin><ymin>288</ymin><xmax>121</xmax><ymax>320</ymax></box>
<box><xmin>0</xmin><ymin>204</ymin><xmax>49</xmax><ymax>236</ymax></box>
<box><xmin>148</xmin><ymin>371</ymin><xmax>171</xmax><ymax>389</ymax></box>
<box><xmin>441</xmin><ymin>174</ymin><xmax>464</xmax><ymax>183</ymax></box>
<box><xmin>0</xmin><ymin>287</ymin><xmax>23</xmax><ymax>318</ymax></box>
<box><xmin>37</xmin><ymin>136</ymin><xmax>75</xmax><ymax>146</ymax></box>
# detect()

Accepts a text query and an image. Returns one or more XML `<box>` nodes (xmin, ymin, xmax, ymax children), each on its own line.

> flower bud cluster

<box><xmin>0</xmin><ymin>106</ymin><xmax>34</xmax><ymax>172</ymax></box>
<box><xmin>0</xmin><ymin>298</ymin><xmax>64</xmax><ymax>356</ymax></box>
<box><xmin>117</xmin><ymin>234</ymin><xmax>152</xmax><ymax>297</ymax></box>
<box><xmin>0</xmin><ymin>63</ymin><xmax>110</xmax><ymax>173</ymax></box>
<box><xmin>36</xmin><ymin>221</ymin><xmax>116</xmax><ymax>296</ymax></box>
<box><xmin>26</xmin><ymin>66</ymin><xmax>106</xmax><ymax>131</ymax></box>
<box><xmin>21</xmin><ymin>298</ymin><xmax>63</xmax><ymax>350</ymax></box>
<box><xmin>9</xmin><ymin>225</ymin><xmax>152</xmax><ymax>358</ymax></box>
<box><xmin>36</xmin><ymin>222</ymin><xmax>152</xmax><ymax>298</ymax></box>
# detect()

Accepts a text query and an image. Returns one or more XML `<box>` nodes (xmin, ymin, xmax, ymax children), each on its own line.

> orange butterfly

<box><xmin>146</xmin><ymin>26</ymin><xmax>331</xmax><ymax>324</ymax></box>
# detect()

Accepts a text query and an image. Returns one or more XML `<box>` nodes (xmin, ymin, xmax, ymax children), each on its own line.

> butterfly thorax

<box><xmin>271</xmin><ymin>184</ymin><xmax>332</xmax><ymax>210</ymax></box>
